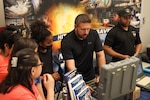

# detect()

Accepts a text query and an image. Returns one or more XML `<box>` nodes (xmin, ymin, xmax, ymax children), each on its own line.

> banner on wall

<box><xmin>3</xmin><ymin>0</ymin><xmax>142</xmax><ymax>60</ymax></box>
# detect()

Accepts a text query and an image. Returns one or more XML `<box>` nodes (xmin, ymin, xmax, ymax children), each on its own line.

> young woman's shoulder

<box><xmin>0</xmin><ymin>84</ymin><xmax>38</xmax><ymax>100</ymax></box>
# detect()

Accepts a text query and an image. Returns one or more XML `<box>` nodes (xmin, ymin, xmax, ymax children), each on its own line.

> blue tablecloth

<box><xmin>137</xmin><ymin>90</ymin><xmax>150</xmax><ymax>100</ymax></box>
<box><xmin>137</xmin><ymin>72</ymin><xmax>150</xmax><ymax>100</ymax></box>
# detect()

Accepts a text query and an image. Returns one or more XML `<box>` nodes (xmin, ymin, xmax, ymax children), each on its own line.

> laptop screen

<box><xmin>137</xmin><ymin>62</ymin><xmax>143</xmax><ymax>75</ymax></box>
<box><xmin>137</xmin><ymin>58</ymin><xmax>145</xmax><ymax>78</ymax></box>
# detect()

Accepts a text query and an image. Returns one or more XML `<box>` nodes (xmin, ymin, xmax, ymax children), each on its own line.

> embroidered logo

<box><xmin>88</xmin><ymin>42</ymin><xmax>92</xmax><ymax>45</ymax></box>
<box><xmin>131</xmin><ymin>31</ymin><xmax>136</xmax><ymax>37</ymax></box>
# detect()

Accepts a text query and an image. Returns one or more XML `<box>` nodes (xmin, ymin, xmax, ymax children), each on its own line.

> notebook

<box><xmin>136</xmin><ymin>59</ymin><xmax>150</xmax><ymax>91</ymax></box>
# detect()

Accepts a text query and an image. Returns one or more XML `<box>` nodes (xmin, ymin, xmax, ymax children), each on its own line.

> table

<box><xmin>137</xmin><ymin>70</ymin><xmax>150</xmax><ymax>100</ymax></box>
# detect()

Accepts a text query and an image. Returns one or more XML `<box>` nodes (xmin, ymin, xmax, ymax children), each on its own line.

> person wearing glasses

<box><xmin>103</xmin><ymin>8</ymin><xmax>142</xmax><ymax>62</ymax></box>
<box><xmin>0</xmin><ymin>48</ymin><xmax>54</xmax><ymax>100</ymax></box>
<box><xmin>11</xmin><ymin>37</ymin><xmax>46</xmax><ymax>100</ymax></box>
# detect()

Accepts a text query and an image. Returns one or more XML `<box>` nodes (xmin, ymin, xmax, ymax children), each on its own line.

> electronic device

<box><xmin>99</xmin><ymin>56</ymin><xmax>140</xmax><ymax>100</ymax></box>
<box><xmin>141</xmin><ymin>46</ymin><xmax>150</xmax><ymax>63</ymax></box>
<box><xmin>143</xmin><ymin>67</ymin><xmax>150</xmax><ymax>73</ymax></box>
<box><xmin>136</xmin><ymin>58</ymin><xmax>150</xmax><ymax>91</ymax></box>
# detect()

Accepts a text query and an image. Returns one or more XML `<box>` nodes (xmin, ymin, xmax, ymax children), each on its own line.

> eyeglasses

<box><xmin>36</xmin><ymin>62</ymin><xmax>44</xmax><ymax>67</ymax></box>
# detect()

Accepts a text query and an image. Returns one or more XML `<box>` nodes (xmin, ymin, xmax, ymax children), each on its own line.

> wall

<box><xmin>0</xmin><ymin>0</ymin><xmax>150</xmax><ymax>52</ymax></box>
<box><xmin>140</xmin><ymin>0</ymin><xmax>150</xmax><ymax>52</ymax></box>
<box><xmin>0</xmin><ymin>0</ymin><xmax>5</xmax><ymax>27</ymax></box>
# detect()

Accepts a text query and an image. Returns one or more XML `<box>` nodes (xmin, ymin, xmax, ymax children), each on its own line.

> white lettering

<box><xmin>58</xmin><ymin>53</ymin><xmax>64</xmax><ymax>60</ymax></box>
<box><xmin>96</xmin><ymin>28</ymin><xmax>112</xmax><ymax>34</ymax></box>
<box><xmin>57</xmin><ymin>34</ymin><xmax>66</xmax><ymax>40</ymax></box>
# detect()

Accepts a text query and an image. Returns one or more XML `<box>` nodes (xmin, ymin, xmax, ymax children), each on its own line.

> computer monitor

<box><xmin>99</xmin><ymin>56</ymin><xmax>140</xmax><ymax>100</ymax></box>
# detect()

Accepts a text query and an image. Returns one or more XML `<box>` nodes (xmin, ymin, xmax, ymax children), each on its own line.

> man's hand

<box><xmin>87</xmin><ymin>85</ymin><xmax>94</xmax><ymax>93</ymax></box>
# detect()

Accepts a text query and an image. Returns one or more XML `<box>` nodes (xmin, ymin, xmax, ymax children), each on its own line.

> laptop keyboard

<box><xmin>137</xmin><ymin>76</ymin><xmax>150</xmax><ymax>86</ymax></box>
<box><xmin>145</xmin><ymin>82</ymin><xmax>150</xmax><ymax>88</ymax></box>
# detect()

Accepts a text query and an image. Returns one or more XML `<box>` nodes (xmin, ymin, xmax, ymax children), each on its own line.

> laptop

<box><xmin>136</xmin><ymin>58</ymin><xmax>150</xmax><ymax>91</ymax></box>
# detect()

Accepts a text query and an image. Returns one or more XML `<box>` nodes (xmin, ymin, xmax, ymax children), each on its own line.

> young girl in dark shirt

<box><xmin>30</xmin><ymin>20</ymin><xmax>60</xmax><ymax>96</ymax></box>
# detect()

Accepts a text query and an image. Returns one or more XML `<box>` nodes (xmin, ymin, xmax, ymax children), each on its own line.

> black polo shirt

<box><xmin>61</xmin><ymin>29</ymin><xmax>103</xmax><ymax>82</ymax></box>
<box><xmin>104</xmin><ymin>24</ymin><xmax>141</xmax><ymax>62</ymax></box>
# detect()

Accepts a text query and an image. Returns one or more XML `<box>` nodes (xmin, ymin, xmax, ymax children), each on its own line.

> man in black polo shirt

<box><xmin>103</xmin><ymin>8</ymin><xmax>142</xmax><ymax>62</ymax></box>
<box><xmin>61</xmin><ymin>14</ymin><xmax>106</xmax><ymax>99</ymax></box>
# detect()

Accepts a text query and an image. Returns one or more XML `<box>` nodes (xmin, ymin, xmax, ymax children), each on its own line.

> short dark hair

<box><xmin>75</xmin><ymin>14</ymin><xmax>91</xmax><ymax>26</ymax></box>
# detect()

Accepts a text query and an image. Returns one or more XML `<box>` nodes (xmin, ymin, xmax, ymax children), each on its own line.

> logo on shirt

<box><xmin>88</xmin><ymin>42</ymin><xmax>92</xmax><ymax>45</ymax></box>
<box><xmin>131</xmin><ymin>31</ymin><xmax>136</xmax><ymax>37</ymax></box>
